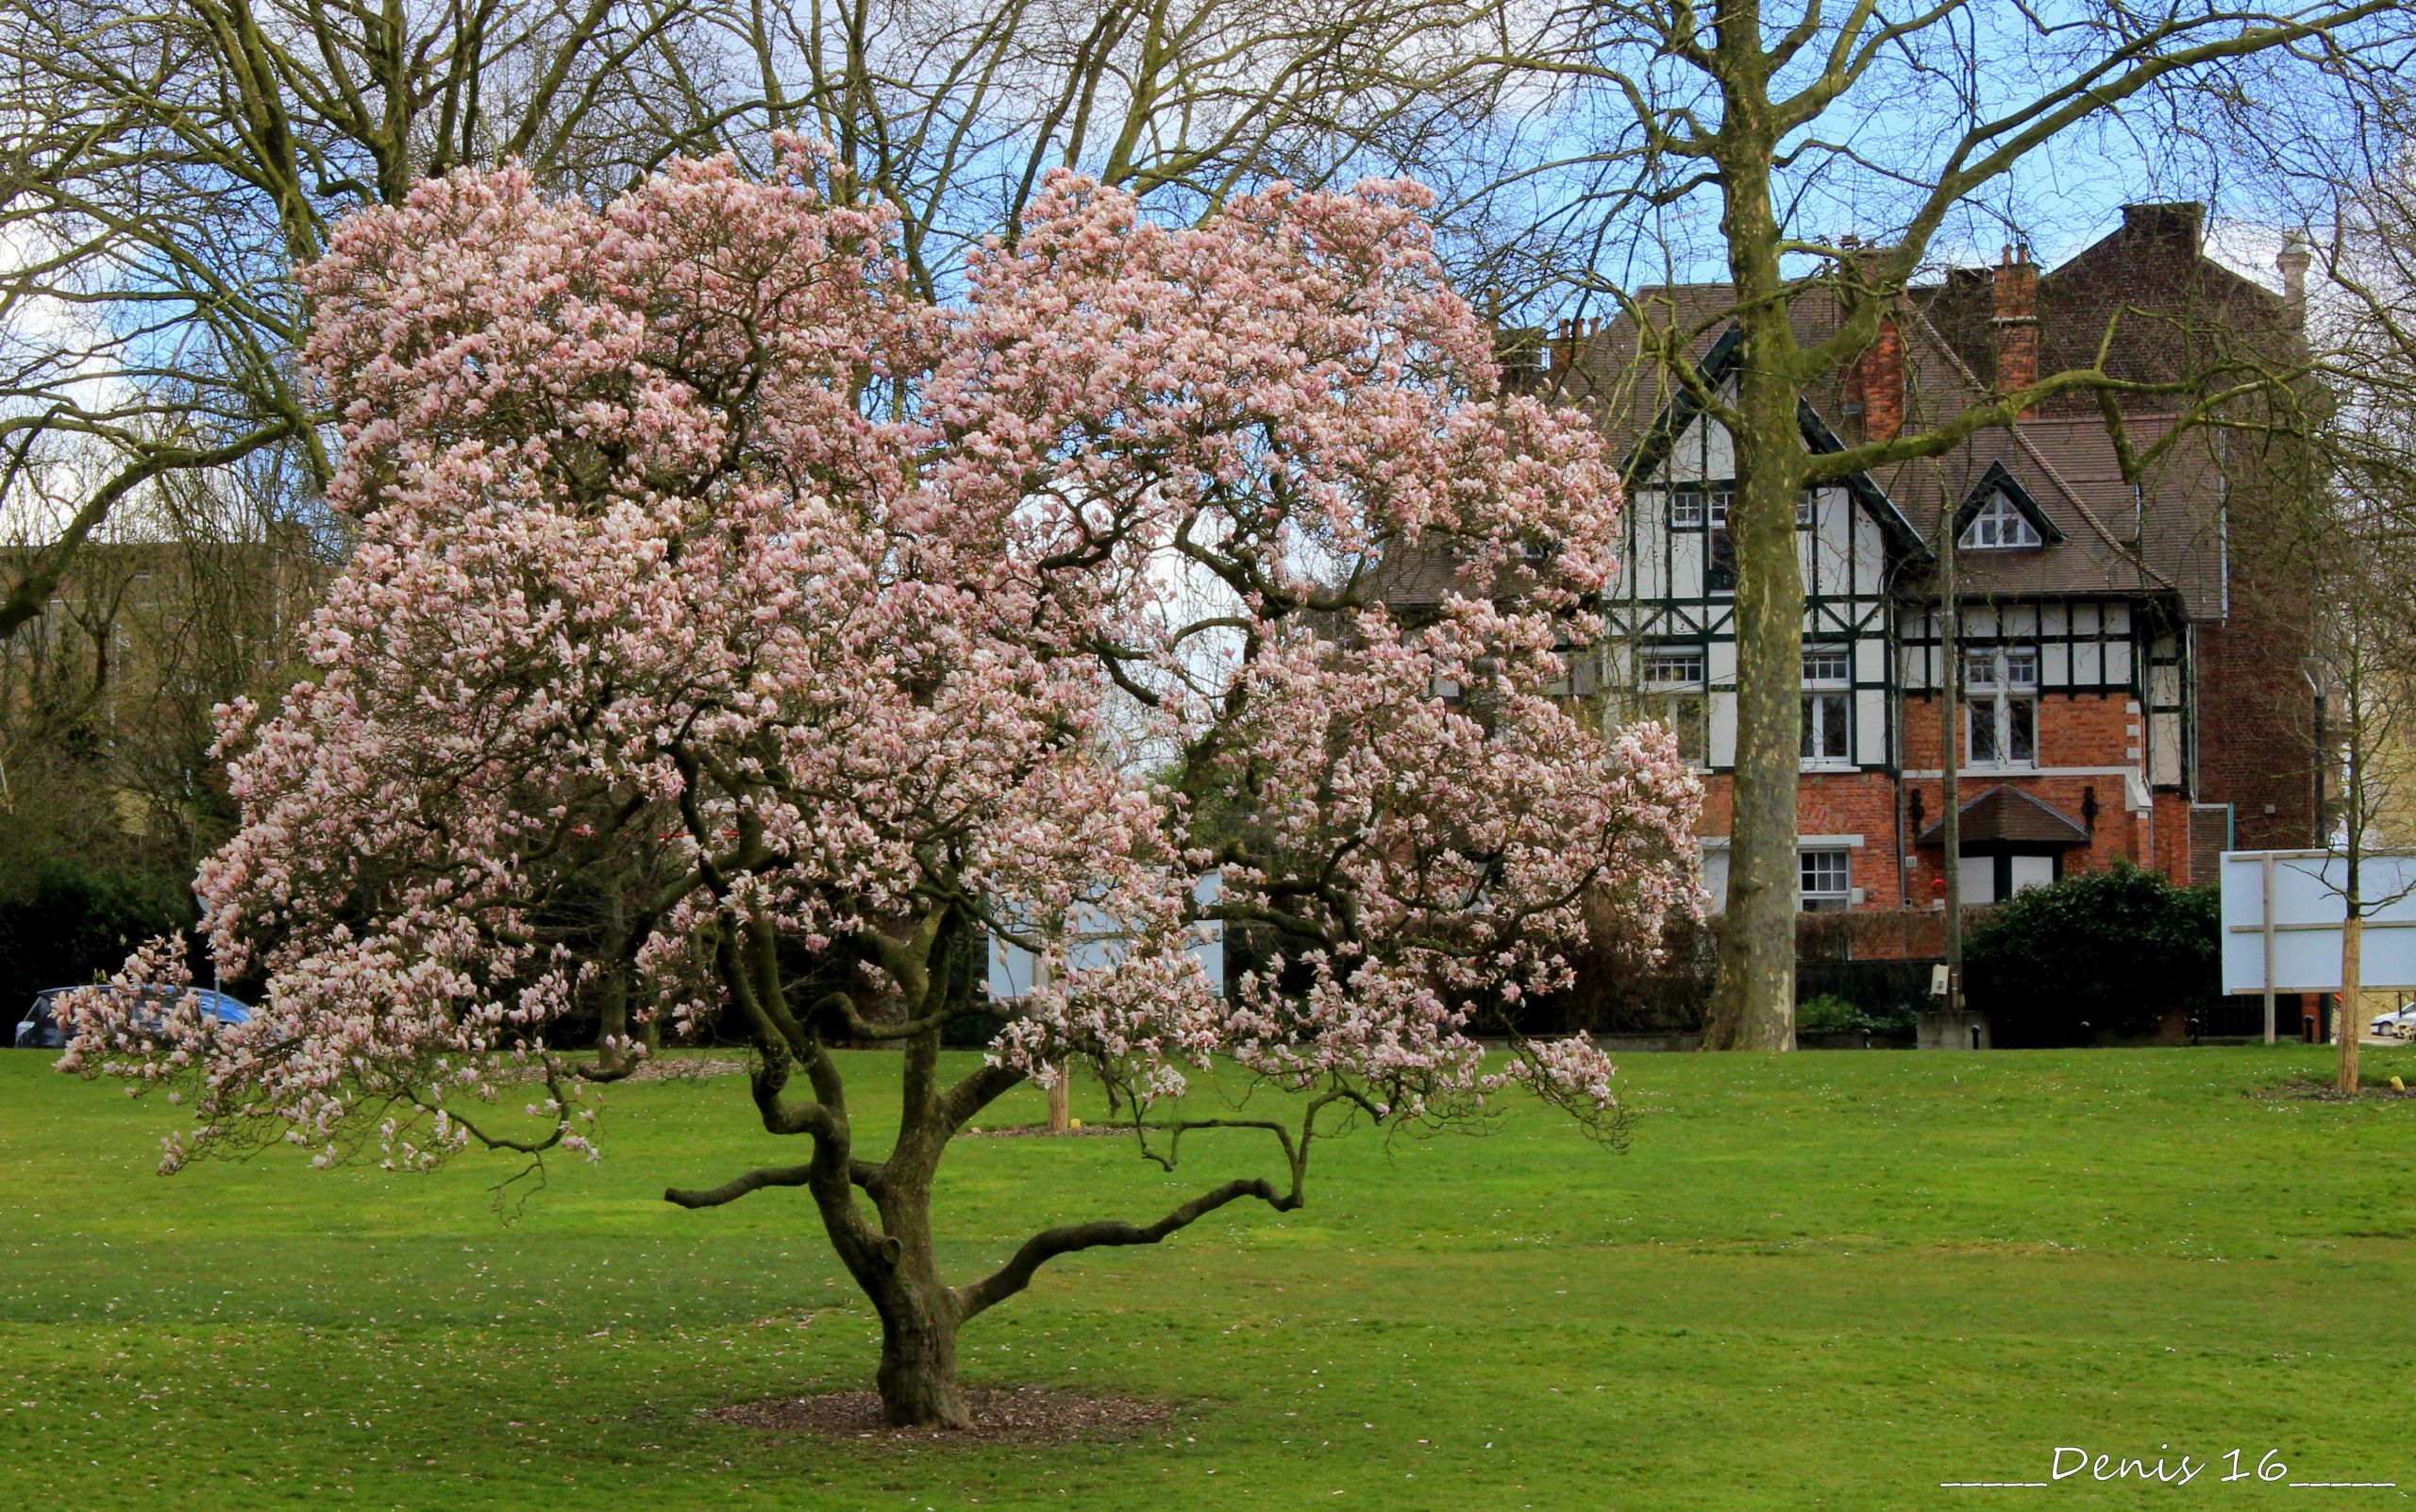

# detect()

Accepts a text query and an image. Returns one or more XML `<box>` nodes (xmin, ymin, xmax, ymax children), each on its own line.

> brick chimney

<box><xmin>1844</xmin><ymin>315</ymin><xmax>1904</xmax><ymax>443</ymax></box>
<box><xmin>1990</xmin><ymin>244</ymin><xmax>2039</xmax><ymax>413</ymax></box>
<box><xmin>2277</xmin><ymin>232</ymin><xmax>2311</xmax><ymax>328</ymax></box>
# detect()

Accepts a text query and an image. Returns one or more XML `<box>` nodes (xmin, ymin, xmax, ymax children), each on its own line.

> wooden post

<box><xmin>1034</xmin><ymin>948</ymin><xmax>1070</xmax><ymax>1133</ymax></box>
<box><xmin>2261</xmin><ymin>852</ymin><xmax>2276</xmax><ymax>1046</ymax></box>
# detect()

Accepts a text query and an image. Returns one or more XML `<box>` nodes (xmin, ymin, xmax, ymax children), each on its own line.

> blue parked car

<box><xmin>12</xmin><ymin>985</ymin><xmax>253</xmax><ymax>1050</ymax></box>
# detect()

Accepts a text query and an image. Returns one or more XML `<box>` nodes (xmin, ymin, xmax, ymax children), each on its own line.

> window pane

<box><xmin>1799</xmin><ymin>848</ymin><xmax>1852</xmax><ymax>910</ymax></box>
<box><xmin>1708</xmin><ymin>491</ymin><xmax>1732</xmax><ymax>526</ymax></box>
<box><xmin>1802</xmin><ymin>693</ymin><xmax>1849</xmax><ymax>762</ymax></box>
<box><xmin>1804</xmin><ymin>647</ymin><xmax>1850</xmax><ymax>683</ymax></box>
<box><xmin>1970</xmin><ymin>698</ymin><xmax>2000</xmax><ymax>764</ymax></box>
<box><xmin>1645</xmin><ymin>647</ymin><xmax>1705</xmax><ymax>684</ymax></box>
<box><xmin>1962</xmin><ymin>649</ymin><xmax>1998</xmax><ymax>692</ymax></box>
<box><xmin>2005</xmin><ymin>647</ymin><xmax>2039</xmax><ymax>688</ymax></box>
<box><xmin>1674</xmin><ymin>693</ymin><xmax>1707</xmax><ymax>764</ymax></box>
<box><xmin>2007</xmin><ymin>696</ymin><xmax>2036</xmax><ymax>764</ymax></box>
<box><xmin>1708</xmin><ymin>529</ymin><xmax>1736</xmax><ymax>592</ymax></box>
<box><xmin>1672</xmin><ymin>489</ymin><xmax>1703</xmax><ymax>527</ymax></box>
<box><xmin>1959</xmin><ymin>495</ymin><xmax>2044</xmax><ymax>550</ymax></box>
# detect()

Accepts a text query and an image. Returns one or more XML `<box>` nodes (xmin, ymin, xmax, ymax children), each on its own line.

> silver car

<box><xmin>2368</xmin><ymin>1006</ymin><xmax>2416</xmax><ymax>1040</ymax></box>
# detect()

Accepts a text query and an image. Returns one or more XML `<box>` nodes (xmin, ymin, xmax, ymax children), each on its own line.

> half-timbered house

<box><xmin>1409</xmin><ymin>204</ymin><xmax>2320</xmax><ymax>932</ymax></box>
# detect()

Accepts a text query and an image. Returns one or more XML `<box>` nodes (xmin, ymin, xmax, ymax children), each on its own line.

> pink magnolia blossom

<box><xmin>59</xmin><ymin>145</ymin><xmax>1700</xmax><ymax>1423</ymax></box>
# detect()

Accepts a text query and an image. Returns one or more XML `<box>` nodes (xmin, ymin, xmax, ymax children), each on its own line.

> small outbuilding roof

<box><xmin>1917</xmin><ymin>784</ymin><xmax>2092</xmax><ymax>848</ymax></box>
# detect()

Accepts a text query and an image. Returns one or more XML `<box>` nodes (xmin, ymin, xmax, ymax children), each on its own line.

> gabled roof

<box><xmin>1539</xmin><ymin>208</ymin><xmax>2299</xmax><ymax>619</ymax></box>
<box><xmin>1619</xmin><ymin>325</ymin><xmax>1922</xmax><ymax>553</ymax></box>
<box><xmin>1917</xmin><ymin>784</ymin><xmax>2092</xmax><ymax>848</ymax></box>
<box><xmin>1953</xmin><ymin>460</ymin><xmax>2065</xmax><ymax>546</ymax></box>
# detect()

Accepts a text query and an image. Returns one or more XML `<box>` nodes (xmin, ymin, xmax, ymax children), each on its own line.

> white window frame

<box><xmin>1801</xmin><ymin>645</ymin><xmax>1853</xmax><ymax>768</ymax></box>
<box><xmin>1964</xmin><ymin>645</ymin><xmax>2039</xmax><ymax>768</ymax></box>
<box><xmin>1795</xmin><ymin>490</ymin><xmax>1817</xmax><ymax>528</ymax></box>
<box><xmin>1639</xmin><ymin>646</ymin><xmax>1709</xmax><ymax>766</ymax></box>
<box><xmin>1960</xmin><ymin>494</ymin><xmax>2043</xmax><ymax>550</ymax></box>
<box><xmin>1799</xmin><ymin>848</ymin><xmax>1853</xmax><ymax>912</ymax></box>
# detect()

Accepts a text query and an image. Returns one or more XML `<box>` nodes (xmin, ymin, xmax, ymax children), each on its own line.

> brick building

<box><xmin>1407</xmin><ymin>204</ymin><xmax>2319</xmax><ymax>933</ymax></box>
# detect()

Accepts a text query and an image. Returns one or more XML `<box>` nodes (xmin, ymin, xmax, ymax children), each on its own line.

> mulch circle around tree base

<box><xmin>709</xmin><ymin>1386</ymin><xmax>1173</xmax><ymax>1445</ymax></box>
<box><xmin>2247</xmin><ymin>1080</ymin><xmax>2416</xmax><ymax>1102</ymax></box>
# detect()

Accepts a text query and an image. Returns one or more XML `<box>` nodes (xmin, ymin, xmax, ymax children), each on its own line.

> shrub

<box><xmin>1796</xmin><ymin>992</ymin><xmax>1861</xmax><ymax>1033</ymax></box>
<box><xmin>1795</xmin><ymin>988</ymin><xmax>1919</xmax><ymax>1038</ymax></box>
<box><xmin>0</xmin><ymin>857</ymin><xmax>195</xmax><ymax>1002</ymax></box>
<box><xmin>1962</xmin><ymin>861</ymin><xmax>2217</xmax><ymax>1047</ymax></box>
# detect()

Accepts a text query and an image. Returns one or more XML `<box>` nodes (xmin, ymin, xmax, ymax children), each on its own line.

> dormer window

<box><xmin>1960</xmin><ymin>493</ymin><xmax>2043</xmax><ymax>549</ymax></box>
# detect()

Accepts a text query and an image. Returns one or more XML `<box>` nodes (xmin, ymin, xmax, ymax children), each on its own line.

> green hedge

<box><xmin>1963</xmin><ymin>861</ymin><xmax>2218</xmax><ymax>1047</ymax></box>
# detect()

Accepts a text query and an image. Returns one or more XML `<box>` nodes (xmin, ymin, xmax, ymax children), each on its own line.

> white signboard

<box><xmin>2221</xmin><ymin>848</ymin><xmax>2416</xmax><ymax>995</ymax></box>
<box><xmin>987</xmin><ymin>876</ymin><xmax>1224</xmax><ymax>1002</ymax></box>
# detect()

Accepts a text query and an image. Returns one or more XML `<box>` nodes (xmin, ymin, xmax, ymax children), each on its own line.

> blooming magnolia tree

<box><xmin>63</xmin><ymin>146</ymin><xmax>1703</xmax><ymax>1427</ymax></box>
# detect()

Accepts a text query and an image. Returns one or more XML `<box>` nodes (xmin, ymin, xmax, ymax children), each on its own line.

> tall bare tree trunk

<box><xmin>2340</xmin><ymin>913</ymin><xmax>2363</xmax><ymax>1094</ymax></box>
<box><xmin>2340</xmin><ymin>813</ymin><xmax>2364</xmax><ymax>1095</ymax></box>
<box><xmin>1939</xmin><ymin>504</ymin><xmax>1966</xmax><ymax>1014</ymax></box>
<box><xmin>1703</xmin><ymin>177</ymin><xmax>1803</xmax><ymax>1050</ymax></box>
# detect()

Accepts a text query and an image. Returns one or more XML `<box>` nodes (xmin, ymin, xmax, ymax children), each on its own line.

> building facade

<box><xmin>1504</xmin><ymin>205</ymin><xmax>2320</xmax><ymax>925</ymax></box>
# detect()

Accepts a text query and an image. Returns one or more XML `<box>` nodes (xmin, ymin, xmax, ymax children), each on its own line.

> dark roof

<box><xmin>1916</xmin><ymin>203</ymin><xmax>2294</xmax><ymax>418</ymax></box>
<box><xmin>1917</xmin><ymin>784</ymin><xmax>2092</xmax><ymax>848</ymax></box>
<box><xmin>1534</xmin><ymin>205</ymin><xmax>2299</xmax><ymax>620</ymax></box>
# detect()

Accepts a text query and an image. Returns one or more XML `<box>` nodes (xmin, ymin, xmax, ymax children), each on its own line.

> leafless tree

<box><xmin>1480</xmin><ymin>0</ymin><xmax>2408</xmax><ymax>1048</ymax></box>
<box><xmin>0</xmin><ymin>0</ymin><xmax>1515</xmax><ymax>664</ymax></box>
<box><xmin>2235</xmin><ymin>138</ymin><xmax>2416</xmax><ymax>1084</ymax></box>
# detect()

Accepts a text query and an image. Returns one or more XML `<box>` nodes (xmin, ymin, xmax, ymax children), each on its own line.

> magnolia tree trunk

<box><xmin>828</xmin><ymin>1056</ymin><xmax>980</xmax><ymax>1427</ymax></box>
<box><xmin>865</xmin><ymin>1237</ymin><xmax>971</xmax><ymax>1427</ymax></box>
<box><xmin>1703</xmin><ymin>265</ymin><xmax>1803</xmax><ymax>1051</ymax></box>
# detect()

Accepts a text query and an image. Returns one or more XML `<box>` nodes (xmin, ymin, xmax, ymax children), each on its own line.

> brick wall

<box><xmin>1689</xmin><ymin>680</ymin><xmax>2233</xmax><ymax>944</ymax></box>
<box><xmin>1692</xmin><ymin>770</ymin><xmax>1907</xmax><ymax>911</ymax></box>
<box><xmin>2195</xmin><ymin>601</ymin><xmax>2318</xmax><ymax>851</ymax></box>
<box><xmin>1899</xmin><ymin>685</ymin><xmax>2141</xmax><ymax>773</ymax></box>
<box><xmin>2187</xmin><ymin>804</ymin><xmax>2232</xmax><ymax>885</ymax></box>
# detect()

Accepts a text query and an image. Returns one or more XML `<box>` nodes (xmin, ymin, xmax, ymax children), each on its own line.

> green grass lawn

<box><xmin>3</xmin><ymin>1044</ymin><xmax>2413</xmax><ymax>1510</ymax></box>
